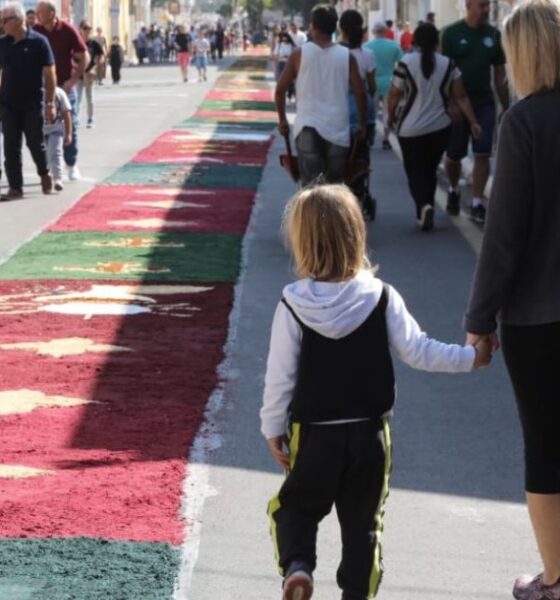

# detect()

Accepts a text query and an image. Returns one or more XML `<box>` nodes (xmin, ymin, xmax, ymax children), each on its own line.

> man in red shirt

<box><xmin>35</xmin><ymin>1</ymin><xmax>88</xmax><ymax>181</ymax></box>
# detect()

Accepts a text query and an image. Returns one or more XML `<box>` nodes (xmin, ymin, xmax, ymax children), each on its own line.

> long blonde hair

<box><xmin>503</xmin><ymin>0</ymin><xmax>560</xmax><ymax>97</ymax></box>
<box><xmin>283</xmin><ymin>184</ymin><xmax>371</xmax><ymax>282</ymax></box>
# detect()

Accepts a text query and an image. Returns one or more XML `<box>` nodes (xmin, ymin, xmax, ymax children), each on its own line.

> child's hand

<box><xmin>472</xmin><ymin>336</ymin><xmax>493</xmax><ymax>368</ymax></box>
<box><xmin>267</xmin><ymin>435</ymin><xmax>290</xmax><ymax>470</ymax></box>
<box><xmin>64</xmin><ymin>135</ymin><xmax>72</xmax><ymax>147</ymax></box>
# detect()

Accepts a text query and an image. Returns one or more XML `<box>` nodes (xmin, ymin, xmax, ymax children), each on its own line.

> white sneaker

<box><xmin>417</xmin><ymin>205</ymin><xmax>434</xmax><ymax>232</ymax></box>
<box><xmin>54</xmin><ymin>180</ymin><xmax>63</xmax><ymax>191</ymax></box>
<box><xmin>68</xmin><ymin>165</ymin><xmax>80</xmax><ymax>181</ymax></box>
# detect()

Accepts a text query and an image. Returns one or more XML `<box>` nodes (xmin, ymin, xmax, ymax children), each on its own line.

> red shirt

<box><xmin>34</xmin><ymin>19</ymin><xmax>87</xmax><ymax>85</ymax></box>
<box><xmin>400</xmin><ymin>31</ymin><xmax>413</xmax><ymax>51</ymax></box>
<box><xmin>385</xmin><ymin>29</ymin><xmax>395</xmax><ymax>40</ymax></box>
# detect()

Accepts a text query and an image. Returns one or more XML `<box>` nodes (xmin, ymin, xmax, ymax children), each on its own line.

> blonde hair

<box><xmin>503</xmin><ymin>0</ymin><xmax>560</xmax><ymax>97</ymax></box>
<box><xmin>283</xmin><ymin>184</ymin><xmax>371</xmax><ymax>282</ymax></box>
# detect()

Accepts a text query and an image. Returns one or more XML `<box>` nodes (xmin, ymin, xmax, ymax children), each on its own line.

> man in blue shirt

<box><xmin>0</xmin><ymin>1</ymin><xmax>55</xmax><ymax>199</ymax></box>
<box><xmin>363</xmin><ymin>22</ymin><xmax>402</xmax><ymax>149</ymax></box>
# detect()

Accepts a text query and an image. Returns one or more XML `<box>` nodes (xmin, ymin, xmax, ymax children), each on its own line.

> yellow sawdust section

<box><xmin>0</xmin><ymin>338</ymin><xmax>132</xmax><ymax>358</ymax></box>
<box><xmin>0</xmin><ymin>465</ymin><xmax>54</xmax><ymax>479</ymax></box>
<box><xmin>0</xmin><ymin>389</ymin><xmax>94</xmax><ymax>415</ymax></box>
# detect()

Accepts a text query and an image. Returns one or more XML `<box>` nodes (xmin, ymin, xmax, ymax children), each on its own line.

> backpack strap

<box><xmin>281</xmin><ymin>297</ymin><xmax>304</xmax><ymax>327</ymax></box>
<box><xmin>378</xmin><ymin>283</ymin><xmax>390</xmax><ymax>314</ymax></box>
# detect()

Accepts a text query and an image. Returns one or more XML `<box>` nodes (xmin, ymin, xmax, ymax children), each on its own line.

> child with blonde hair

<box><xmin>261</xmin><ymin>184</ymin><xmax>492</xmax><ymax>600</ymax></box>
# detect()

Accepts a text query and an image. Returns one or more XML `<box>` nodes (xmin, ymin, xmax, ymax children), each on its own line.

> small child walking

<box><xmin>193</xmin><ymin>31</ymin><xmax>209</xmax><ymax>82</ymax></box>
<box><xmin>261</xmin><ymin>184</ymin><xmax>492</xmax><ymax>600</ymax></box>
<box><xmin>109</xmin><ymin>36</ymin><xmax>124</xmax><ymax>84</ymax></box>
<box><xmin>43</xmin><ymin>87</ymin><xmax>72</xmax><ymax>191</ymax></box>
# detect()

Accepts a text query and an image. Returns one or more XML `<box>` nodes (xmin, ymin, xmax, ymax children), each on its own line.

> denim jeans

<box><xmin>295</xmin><ymin>127</ymin><xmax>349</xmax><ymax>187</ymax></box>
<box><xmin>1</xmin><ymin>104</ymin><xmax>48</xmax><ymax>191</ymax></box>
<box><xmin>64</xmin><ymin>86</ymin><xmax>79</xmax><ymax>167</ymax></box>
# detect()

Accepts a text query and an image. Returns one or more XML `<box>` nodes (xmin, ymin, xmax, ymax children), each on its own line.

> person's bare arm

<box><xmin>275</xmin><ymin>48</ymin><xmax>300</xmax><ymax>136</ymax></box>
<box><xmin>63</xmin><ymin>110</ymin><xmax>72</xmax><ymax>145</ymax></box>
<box><xmin>43</xmin><ymin>64</ymin><xmax>56</xmax><ymax>123</ymax></box>
<box><xmin>451</xmin><ymin>77</ymin><xmax>482</xmax><ymax>138</ymax></box>
<box><xmin>386</xmin><ymin>84</ymin><xmax>402</xmax><ymax>130</ymax></box>
<box><xmin>349</xmin><ymin>54</ymin><xmax>366</xmax><ymax>136</ymax></box>
<box><xmin>493</xmin><ymin>64</ymin><xmax>510</xmax><ymax>113</ymax></box>
<box><xmin>64</xmin><ymin>50</ymin><xmax>89</xmax><ymax>93</ymax></box>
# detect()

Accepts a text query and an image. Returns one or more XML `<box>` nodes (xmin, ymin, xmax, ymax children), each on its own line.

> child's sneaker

<box><xmin>54</xmin><ymin>180</ymin><xmax>63</xmax><ymax>191</ymax></box>
<box><xmin>283</xmin><ymin>562</ymin><xmax>313</xmax><ymax>600</ymax></box>
<box><xmin>513</xmin><ymin>574</ymin><xmax>560</xmax><ymax>599</ymax></box>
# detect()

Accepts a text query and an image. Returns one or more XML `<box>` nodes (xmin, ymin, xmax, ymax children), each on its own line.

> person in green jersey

<box><xmin>442</xmin><ymin>0</ymin><xmax>509</xmax><ymax>224</ymax></box>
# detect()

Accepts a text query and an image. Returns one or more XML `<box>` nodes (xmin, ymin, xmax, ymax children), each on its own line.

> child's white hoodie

<box><xmin>260</xmin><ymin>270</ymin><xmax>475</xmax><ymax>439</ymax></box>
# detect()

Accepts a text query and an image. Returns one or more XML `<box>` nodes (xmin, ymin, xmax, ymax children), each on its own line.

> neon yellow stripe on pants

<box><xmin>368</xmin><ymin>417</ymin><xmax>393</xmax><ymax>598</ymax></box>
<box><xmin>267</xmin><ymin>422</ymin><xmax>302</xmax><ymax>577</ymax></box>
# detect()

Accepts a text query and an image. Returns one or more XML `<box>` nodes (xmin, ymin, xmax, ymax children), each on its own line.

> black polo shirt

<box><xmin>0</xmin><ymin>29</ymin><xmax>54</xmax><ymax>109</ymax></box>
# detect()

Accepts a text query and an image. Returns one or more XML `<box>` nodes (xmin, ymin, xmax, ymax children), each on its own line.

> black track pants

<box><xmin>268</xmin><ymin>419</ymin><xmax>392</xmax><ymax>599</ymax></box>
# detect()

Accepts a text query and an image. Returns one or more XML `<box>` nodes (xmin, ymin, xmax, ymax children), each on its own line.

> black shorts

<box><xmin>501</xmin><ymin>322</ymin><xmax>560</xmax><ymax>494</ymax></box>
<box><xmin>447</xmin><ymin>101</ymin><xmax>496</xmax><ymax>161</ymax></box>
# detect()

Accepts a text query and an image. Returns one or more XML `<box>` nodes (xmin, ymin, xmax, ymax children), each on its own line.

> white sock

<box><xmin>472</xmin><ymin>197</ymin><xmax>483</xmax><ymax>207</ymax></box>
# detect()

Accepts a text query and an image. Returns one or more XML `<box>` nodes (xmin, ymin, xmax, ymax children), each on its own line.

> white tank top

<box><xmin>295</xmin><ymin>42</ymin><xmax>350</xmax><ymax>148</ymax></box>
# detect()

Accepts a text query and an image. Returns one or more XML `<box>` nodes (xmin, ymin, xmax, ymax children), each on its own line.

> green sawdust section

<box><xmin>0</xmin><ymin>538</ymin><xmax>179</xmax><ymax>600</ymax></box>
<box><xmin>104</xmin><ymin>162</ymin><xmax>265</xmax><ymax>188</ymax></box>
<box><xmin>175</xmin><ymin>118</ymin><xmax>276</xmax><ymax>131</ymax></box>
<box><xmin>200</xmin><ymin>100</ymin><xmax>276</xmax><ymax>112</ymax></box>
<box><xmin>0</xmin><ymin>232</ymin><xmax>242</xmax><ymax>282</ymax></box>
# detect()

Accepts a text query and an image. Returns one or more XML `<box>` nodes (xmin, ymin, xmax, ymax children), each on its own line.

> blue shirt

<box><xmin>362</xmin><ymin>38</ymin><xmax>402</xmax><ymax>97</ymax></box>
<box><xmin>0</xmin><ymin>29</ymin><xmax>54</xmax><ymax>109</ymax></box>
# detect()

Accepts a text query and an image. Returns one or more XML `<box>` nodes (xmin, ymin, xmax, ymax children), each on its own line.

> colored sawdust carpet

<box><xmin>0</xmin><ymin>232</ymin><xmax>242</xmax><ymax>281</ymax></box>
<box><xmin>0</xmin><ymin>280</ymin><xmax>232</xmax><ymax>541</ymax></box>
<box><xmin>132</xmin><ymin>131</ymin><xmax>272</xmax><ymax>166</ymax></box>
<box><xmin>104</xmin><ymin>161</ymin><xmax>264</xmax><ymax>188</ymax></box>
<box><xmin>0</xmin><ymin>53</ymin><xmax>273</xmax><ymax>599</ymax></box>
<box><xmin>175</xmin><ymin>117</ymin><xmax>276</xmax><ymax>131</ymax></box>
<box><xmin>0</xmin><ymin>538</ymin><xmax>179</xmax><ymax>600</ymax></box>
<box><xmin>48</xmin><ymin>186</ymin><xmax>256</xmax><ymax>234</ymax></box>
<box><xmin>200</xmin><ymin>99</ymin><xmax>276</xmax><ymax>112</ymax></box>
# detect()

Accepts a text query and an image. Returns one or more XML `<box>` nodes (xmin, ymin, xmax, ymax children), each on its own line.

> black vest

<box><xmin>283</xmin><ymin>286</ymin><xmax>395</xmax><ymax>423</ymax></box>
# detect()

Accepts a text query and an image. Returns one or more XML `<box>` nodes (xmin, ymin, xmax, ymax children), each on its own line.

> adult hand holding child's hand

<box><xmin>467</xmin><ymin>332</ymin><xmax>500</xmax><ymax>368</ymax></box>
<box><xmin>267</xmin><ymin>435</ymin><xmax>290</xmax><ymax>470</ymax></box>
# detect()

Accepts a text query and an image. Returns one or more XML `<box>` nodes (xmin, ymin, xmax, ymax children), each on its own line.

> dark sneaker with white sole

<box><xmin>446</xmin><ymin>189</ymin><xmax>460</xmax><ymax>215</ymax></box>
<box><xmin>418</xmin><ymin>205</ymin><xmax>434</xmax><ymax>231</ymax></box>
<box><xmin>283</xmin><ymin>561</ymin><xmax>313</xmax><ymax>600</ymax></box>
<box><xmin>513</xmin><ymin>574</ymin><xmax>560</xmax><ymax>599</ymax></box>
<box><xmin>469</xmin><ymin>203</ymin><xmax>486</xmax><ymax>224</ymax></box>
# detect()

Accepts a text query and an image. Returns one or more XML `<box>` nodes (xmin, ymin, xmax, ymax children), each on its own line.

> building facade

<box><xmin>362</xmin><ymin>0</ymin><xmax>517</xmax><ymax>31</ymax></box>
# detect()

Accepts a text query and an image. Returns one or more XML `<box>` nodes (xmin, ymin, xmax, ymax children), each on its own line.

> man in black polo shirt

<box><xmin>0</xmin><ymin>1</ymin><xmax>55</xmax><ymax>199</ymax></box>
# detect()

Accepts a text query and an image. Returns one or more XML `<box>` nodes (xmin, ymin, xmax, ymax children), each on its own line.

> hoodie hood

<box><xmin>282</xmin><ymin>270</ymin><xmax>383</xmax><ymax>339</ymax></box>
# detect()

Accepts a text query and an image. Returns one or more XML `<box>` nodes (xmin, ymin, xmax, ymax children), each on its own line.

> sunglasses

<box><xmin>81</xmin><ymin>25</ymin><xmax>92</xmax><ymax>30</ymax></box>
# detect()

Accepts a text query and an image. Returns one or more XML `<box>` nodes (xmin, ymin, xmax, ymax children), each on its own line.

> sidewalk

<box><xmin>187</xmin><ymin>133</ymin><xmax>534</xmax><ymax>599</ymax></box>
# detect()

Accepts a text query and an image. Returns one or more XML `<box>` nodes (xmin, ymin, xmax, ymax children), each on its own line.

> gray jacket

<box><xmin>465</xmin><ymin>90</ymin><xmax>560</xmax><ymax>334</ymax></box>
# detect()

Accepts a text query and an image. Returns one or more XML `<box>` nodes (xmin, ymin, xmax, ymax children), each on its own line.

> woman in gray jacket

<box><xmin>464</xmin><ymin>2</ymin><xmax>560</xmax><ymax>599</ymax></box>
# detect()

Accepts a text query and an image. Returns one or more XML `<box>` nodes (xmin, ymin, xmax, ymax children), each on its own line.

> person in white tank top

<box><xmin>275</xmin><ymin>4</ymin><xmax>367</xmax><ymax>186</ymax></box>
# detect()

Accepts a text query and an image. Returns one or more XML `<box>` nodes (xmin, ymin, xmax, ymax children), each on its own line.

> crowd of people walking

<box><xmin>270</xmin><ymin>1</ymin><xmax>560</xmax><ymax>600</ymax></box>
<box><xmin>0</xmin><ymin>0</ymin><xmax>240</xmax><ymax>201</ymax></box>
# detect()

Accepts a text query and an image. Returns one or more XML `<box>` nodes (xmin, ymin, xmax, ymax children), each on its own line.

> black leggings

<box><xmin>398</xmin><ymin>126</ymin><xmax>451</xmax><ymax>219</ymax></box>
<box><xmin>501</xmin><ymin>322</ymin><xmax>560</xmax><ymax>494</ymax></box>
